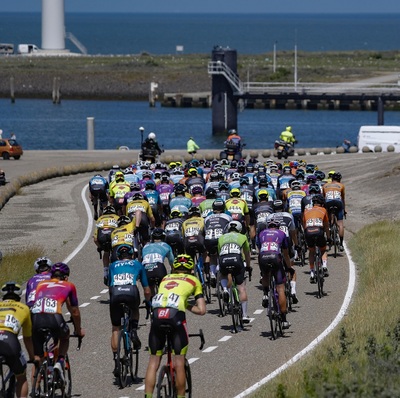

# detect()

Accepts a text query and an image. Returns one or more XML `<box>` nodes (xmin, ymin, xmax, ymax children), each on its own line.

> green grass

<box><xmin>252</xmin><ymin>220</ymin><xmax>400</xmax><ymax>397</ymax></box>
<box><xmin>0</xmin><ymin>246</ymin><xmax>44</xmax><ymax>287</ymax></box>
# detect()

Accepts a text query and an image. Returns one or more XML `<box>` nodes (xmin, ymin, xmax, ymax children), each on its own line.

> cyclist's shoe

<box><xmin>282</xmin><ymin>321</ymin><xmax>291</xmax><ymax>329</ymax></box>
<box><xmin>113</xmin><ymin>362</ymin><xmax>120</xmax><ymax>377</ymax></box>
<box><xmin>103</xmin><ymin>276</ymin><xmax>108</xmax><ymax>286</ymax></box>
<box><xmin>310</xmin><ymin>270</ymin><xmax>316</xmax><ymax>284</ymax></box>
<box><xmin>322</xmin><ymin>266</ymin><xmax>329</xmax><ymax>277</ymax></box>
<box><xmin>291</xmin><ymin>293</ymin><xmax>299</xmax><ymax>304</ymax></box>
<box><xmin>242</xmin><ymin>316</ymin><xmax>251</xmax><ymax>324</ymax></box>
<box><xmin>223</xmin><ymin>289</ymin><xmax>230</xmax><ymax>303</ymax></box>
<box><xmin>54</xmin><ymin>360</ymin><xmax>65</xmax><ymax>383</ymax></box>
<box><xmin>210</xmin><ymin>275</ymin><xmax>217</xmax><ymax>288</ymax></box>
<box><xmin>130</xmin><ymin>329</ymin><xmax>142</xmax><ymax>350</ymax></box>
<box><xmin>339</xmin><ymin>245</ymin><xmax>344</xmax><ymax>252</ymax></box>
<box><xmin>251</xmin><ymin>248</ymin><xmax>257</xmax><ymax>256</ymax></box>
<box><xmin>262</xmin><ymin>295</ymin><xmax>269</xmax><ymax>308</ymax></box>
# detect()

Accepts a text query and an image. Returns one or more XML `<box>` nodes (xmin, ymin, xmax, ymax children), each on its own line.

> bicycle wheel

<box><xmin>64</xmin><ymin>355</ymin><xmax>72</xmax><ymax>398</ymax></box>
<box><xmin>285</xmin><ymin>275</ymin><xmax>293</xmax><ymax>312</ymax></box>
<box><xmin>315</xmin><ymin>250</ymin><xmax>324</xmax><ymax>298</ymax></box>
<box><xmin>4</xmin><ymin>374</ymin><xmax>15</xmax><ymax>398</ymax></box>
<box><xmin>332</xmin><ymin>223</ymin><xmax>339</xmax><ymax>258</ymax></box>
<box><xmin>32</xmin><ymin>362</ymin><xmax>49</xmax><ymax>398</ymax></box>
<box><xmin>156</xmin><ymin>365</ymin><xmax>173</xmax><ymax>398</ymax></box>
<box><xmin>216</xmin><ymin>272</ymin><xmax>227</xmax><ymax>317</ymax></box>
<box><xmin>230</xmin><ymin>286</ymin><xmax>243</xmax><ymax>333</ymax></box>
<box><xmin>298</xmin><ymin>227</ymin><xmax>307</xmax><ymax>267</ymax></box>
<box><xmin>116</xmin><ymin>330</ymin><xmax>129</xmax><ymax>388</ymax></box>
<box><xmin>184</xmin><ymin>359</ymin><xmax>192</xmax><ymax>398</ymax></box>
<box><xmin>129</xmin><ymin>344</ymin><xmax>139</xmax><ymax>383</ymax></box>
<box><xmin>267</xmin><ymin>286</ymin><xmax>278</xmax><ymax>340</ymax></box>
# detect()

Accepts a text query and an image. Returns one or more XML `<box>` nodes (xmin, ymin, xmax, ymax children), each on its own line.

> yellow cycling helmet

<box><xmin>172</xmin><ymin>254</ymin><xmax>194</xmax><ymax>271</ymax></box>
<box><xmin>328</xmin><ymin>170</ymin><xmax>336</xmax><ymax>177</ymax></box>
<box><xmin>175</xmin><ymin>161</ymin><xmax>182</xmax><ymax>167</ymax></box>
<box><xmin>230</xmin><ymin>188</ymin><xmax>241</xmax><ymax>197</ymax></box>
<box><xmin>169</xmin><ymin>162</ymin><xmax>176</xmax><ymax>169</ymax></box>
<box><xmin>257</xmin><ymin>189</ymin><xmax>269</xmax><ymax>200</ymax></box>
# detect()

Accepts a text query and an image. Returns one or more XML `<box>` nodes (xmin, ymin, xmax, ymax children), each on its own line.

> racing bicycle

<box><xmin>0</xmin><ymin>355</ymin><xmax>15</xmax><ymax>398</ymax></box>
<box><xmin>267</xmin><ymin>265</ymin><xmax>284</xmax><ymax>340</ymax></box>
<box><xmin>328</xmin><ymin>205</ymin><xmax>341</xmax><ymax>258</ymax></box>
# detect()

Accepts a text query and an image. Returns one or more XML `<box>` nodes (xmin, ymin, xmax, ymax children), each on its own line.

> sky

<box><xmin>2</xmin><ymin>0</ymin><xmax>400</xmax><ymax>14</ymax></box>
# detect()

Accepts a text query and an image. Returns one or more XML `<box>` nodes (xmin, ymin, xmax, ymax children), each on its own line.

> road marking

<box><xmin>188</xmin><ymin>357</ymin><xmax>199</xmax><ymax>364</ymax></box>
<box><xmin>219</xmin><ymin>335</ymin><xmax>232</xmax><ymax>342</ymax></box>
<box><xmin>254</xmin><ymin>309</ymin><xmax>264</xmax><ymax>315</ymax></box>
<box><xmin>136</xmin><ymin>385</ymin><xmax>145</xmax><ymax>390</ymax></box>
<box><xmin>90</xmin><ymin>295</ymin><xmax>101</xmax><ymax>300</ymax></box>
<box><xmin>100</xmin><ymin>289</ymin><xmax>108</xmax><ymax>294</ymax></box>
<box><xmin>80</xmin><ymin>302</ymin><xmax>90</xmax><ymax>307</ymax></box>
<box><xmin>203</xmin><ymin>346</ymin><xmax>218</xmax><ymax>353</ymax></box>
<box><xmin>234</xmin><ymin>240</ymin><xmax>356</xmax><ymax>397</ymax></box>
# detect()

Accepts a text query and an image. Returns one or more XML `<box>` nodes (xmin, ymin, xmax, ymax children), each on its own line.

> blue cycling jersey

<box><xmin>142</xmin><ymin>242</ymin><xmax>174</xmax><ymax>268</ymax></box>
<box><xmin>108</xmin><ymin>259</ymin><xmax>149</xmax><ymax>287</ymax></box>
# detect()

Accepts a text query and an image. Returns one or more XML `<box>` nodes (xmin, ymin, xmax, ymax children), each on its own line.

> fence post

<box><xmin>87</xmin><ymin>117</ymin><xmax>95</xmax><ymax>150</ymax></box>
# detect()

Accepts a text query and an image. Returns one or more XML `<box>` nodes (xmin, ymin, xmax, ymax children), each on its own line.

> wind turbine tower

<box><xmin>41</xmin><ymin>0</ymin><xmax>66</xmax><ymax>51</ymax></box>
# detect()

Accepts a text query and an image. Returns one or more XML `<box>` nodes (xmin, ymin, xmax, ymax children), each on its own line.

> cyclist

<box><xmin>110</xmin><ymin>215</ymin><xmax>135</xmax><ymax>263</ymax></box>
<box><xmin>204</xmin><ymin>198</ymin><xmax>232</xmax><ymax>286</ymax></box>
<box><xmin>142</xmin><ymin>228</ymin><xmax>175</xmax><ymax>296</ymax></box>
<box><xmin>322</xmin><ymin>172</ymin><xmax>346</xmax><ymax>251</ymax></box>
<box><xmin>169</xmin><ymin>184</ymin><xmax>192</xmax><ymax>212</ymax></box>
<box><xmin>190</xmin><ymin>185</ymin><xmax>206</xmax><ymax>207</ymax></box>
<box><xmin>108</xmin><ymin>171</ymin><xmax>130</xmax><ymax>215</ymax></box>
<box><xmin>253</xmin><ymin>189</ymin><xmax>274</xmax><ymax>235</ymax></box>
<box><xmin>93</xmin><ymin>205</ymin><xmax>119</xmax><ymax>284</ymax></box>
<box><xmin>143</xmin><ymin>180</ymin><xmax>163</xmax><ymax>227</ymax></box>
<box><xmin>225</xmin><ymin>188</ymin><xmax>250</xmax><ymax>232</ymax></box>
<box><xmin>303</xmin><ymin>194</ymin><xmax>331</xmax><ymax>282</ymax></box>
<box><xmin>217</xmin><ymin>220</ymin><xmax>252</xmax><ymax>323</ymax></box>
<box><xmin>144</xmin><ymin>254</ymin><xmax>206</xmax><ymax>398</ymax></box>
<box><xmin>199</xmin><ymin>187</ymin><xmax>218</xmax><ymax>218</ymax></box>
<box><xmin>286</xmin><ymin>179</ymin><xmax>307</xmax><ymax>231</ymax></box>
<box><xmin>25</xmin><ymin>256</ymin><xmax>53</xmax><ymax>307</ymax></box>
<box><xmin>0</xmin><ymin>282</ymin><xmax>34</xmax><ymax>398</ymax></box>
<box><xmin>165</xmin><ymin>208</ymin><xmax>186</xmax><ymax>255</ymax></box>
<box><xmin>257</xmin><ymin>218</ymin><xmax>292</xmax><ymax>328</ymax></box>
<box><xmin>239</xmin><ymin>176</ymin><xmax>257</xmax><ymax>253</ymax></box>
<box><xmin>108</xmin><ymin>245</ymin><xmax>151</xmax><ymax>376</ymax></box>
<box><xmin>31</xmin><ymin>263</ymin><xmax>85</xmax><ymax>380</ymax></box>
<box><xmin>88</xmin><ymin>173</ymin><xmax>109</xmax><ymax>220</ymax></box>
<box><xmin>182</xmin><ymin>206</ymin><xmax>206</xmax><ymax>260</ymax></box>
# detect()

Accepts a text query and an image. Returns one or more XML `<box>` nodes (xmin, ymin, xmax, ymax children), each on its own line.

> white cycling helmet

<box><xmin>34</xmin><ymin>256</ymin><xmax>53</xmax><ymax>272</ymax></box>
<box><xmin>148</xmin><ymin>132</ymin><xmax>156</xmax><ymax>140</ymax></box>
<box><xmin>228</xmin><ymin>220</ymin><xmax>242</xmax><ymax>233</ymax></box>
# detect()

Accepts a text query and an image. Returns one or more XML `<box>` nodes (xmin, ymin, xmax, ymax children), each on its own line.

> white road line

<box><xmin>100</xmin><ymin>289</ymin><xmax>108</xmax><ymax>294</ymax></box>
<box><xmin>188</xmin><ymin>357</ymin><xmax>199</xmax><ymax>364</ymax></box>
<box><xmin>219</xmin><ymin>336</ymin><xmax>232</xmax><ymax>342</ymax></box>
<box><xmin>234</xmin><ymin>240</ymin><xmax>356</xmax><ymax>398</ymax></box>
<box><xmin>63</xmin><ymin>185</ymin><xmax>92</xmax><ymax>264</ymax></box>
<box><xmin>254</xmin><ymin>309</ymin><xmax>264</xmax><ymax>315</ymax></box>
<box><xmin>79</xmin><ymin>302</ymin><xmax>90</xmax><ymax>308</ymax></box>
<box><xmin>203</xmin><ymin>346</ymin><xmax>218</xmax><ymax>353</ymax></box>
<box><xmin>90</xmin><ymin>296</ymin><xmax>101</xmax><ymax>300</ymax></box>
<box><xmin>136</xmin><ymin>385</ymin><xmax>145</xmax><ymax>391</ymax></box>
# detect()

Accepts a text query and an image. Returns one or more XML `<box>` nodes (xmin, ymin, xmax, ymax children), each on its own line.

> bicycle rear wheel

<box><xmin>129</xmin><ymin>345</ymin><xmax>139</xmax><ymax>383</ymax></box>
<box><xmin>285</xmin><ymin>275</ymin><xmax>293</xmax><ymax>312</ymax></box>
<box><xmin>32</xmin><ymin>362</ymin><xmax>49</xmax><ymax>398</ymax></box>
<box><xmin>116</xmin><ymin>330</ymin><xmax>129</xmax><ymax>388</ymax></box>
<box><xmin>216</xmin><ymin>272</ymin><xmax>227</xmax><ymax>317</ymax></box>
<box><xmin>184</xmin><ymin>358</ymin><xmax>192</xmax><ymax>398</ymax></box>
<box><xmin>230</xmin><ymin>286</ymin><xmax>243</xmax><ymax>333</ymax></box>
<box><xmin>156</xmin><ymin>365</ymin><xmax>173</xmax><ymax>398</ymax></box>
<box><xmin>315</xmin><ymin>250</ymin><xmax>324</xmax><ymax>298</ymax></box>
<box><xmin>268</xmin><ymin>288</ymin><xmax>278</xmax><ymax>340</ymax></box>
<box><xmin>64</xmin><ymin>355</ymin><xmax>72</xmax><ymax>398</ymax></box>
<box><xmin>332</xmin><ymin>223</ymin><xmax>339</xmax><ymax>258</ymax></box>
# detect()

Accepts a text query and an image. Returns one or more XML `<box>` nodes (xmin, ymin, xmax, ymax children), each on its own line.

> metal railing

<box><xmin>208</xmin><ymin>61</ymin><xmax>243</xmax><ymax>93</ymax></box>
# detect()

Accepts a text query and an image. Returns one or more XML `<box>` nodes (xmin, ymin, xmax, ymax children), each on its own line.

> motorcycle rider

<box><xmin>279</xmin><ymin>126</ymin><xmax>297</xmax><ymax>145</ymax></box>
<box><xmin>142</xmin><ymin>132</ymin><xmax>163</xmax><ymax>159</ymax></box>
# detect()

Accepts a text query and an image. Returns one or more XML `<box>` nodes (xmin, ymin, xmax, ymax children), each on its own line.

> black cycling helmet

<box><xmin>212</xmin><ymin>198</ymin><xmax>225</xmax><ymax>212</ymax></box>
<box><xmin>145</xmin><ymin>180</ymin><xmax>156</xmax><ymax>190</ymax></box>
<box><xmin>273</xmin><ymin>200</ymin><xmax>284</xmax><ymax>211</ymax></box>
<box><xmin>151</xmin><ymin>228</ymin><xmax>166</xmax><ymax>241</ymax></box>
<box><xmin>117</xmin><ymin>244</ymin><xmax>134</xmax><ymax>259</ymax></box>
<box><xmin>219</xmin><ymin>181</ymin><xmax>230</xmax><ymax>190</ymax></box>
<box><xmin>103</xmin><ymin>205</ymin><xmax>116</xmax><ymax>215</ymax></box>
<box><xmin>1</xmin><ymin>282</ymin><xmax>22</xmax><ymax>301</ymax></box>
<box><xmin>296</xmin><ymin>169</ymin><xmax>306</xmax><ymax>179</ymax></box>
<box><xmin>129</xmin><ymin>182</ymin><xmax>140</xmax><ymax>192</ymax></box>
<box><xmin>133</xmin><ymin>192</ymin><xmax>144</xmax><ymax>200</ymax></box>
<box><xmin>209</xmin><ymin>171</ymin><xmax>219</xmax><ymax>181</ymax></box>
<box><xmin>174</xmin><ymin>184</ymin><xmax>185</xmax><ymax>195</ymax></box>
<box><xmin>312</xmin><ymin>194</ymin><xmax>325</xmax><ymax>206</ymax></box>
<box><xmin>51</xmin><ymin>262</ymin><xmax>70</xmax><ymax>278</ymax></box>
<box><xmin>332</xmin><ymin>172</ymin><xmax>342</xmax><ymax>182</ymax></box>
<box><xmin>308</xmin><ymin>183</ymin><xmax>321</xmax><ymax>194</ymax></box>
<box><xmin>239</xmin><ymin>176</ymin><xmax>249</xmax><ymax>186</ymax></box>
<box><xmin>314</xmin><ymin>170</ymin><xmax>326</xmax><ymax>181</ymax></box>
<box><xmin>117</xmin><ymin>215</ymin><xmax>131</xmax><ymax>227</ymax></box>
<box><xmin>205</xmin><ymin>187</ymin><xmax>217</xmax><ymax>199</ymax></box>
<box><xmin>188</xmin><ymin>206</ymin><xmax>201</xmax><ymax>216</ymax></box>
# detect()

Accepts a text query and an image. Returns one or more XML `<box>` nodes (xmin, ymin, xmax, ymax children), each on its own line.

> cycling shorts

<box><xmin>165</xmin><ymin>233</ymin><xmax>184</xmax><ymax>254</ymax></box>
<box><xmin>109</xmin><ymin>285</ymin><xmax>140</xmax><ymax>327</ymax></box>
<box><xmin>32</xmin><ymin>313</ymin><xmax>70</xmax><ymax>357</ymax></box>
<box><xmin>184</xmin><ymin>235</ymin><xmax>206</xmax><ymax>258</ymax></box>
<box><xmin>148</xmin><ymin>308</ymin><xmax>188</xmax><ymax>356</ymax></box>
<box><xmin>89</xmin><ymin>188</ymin><xmax>108</xmax><ymax>203</ymax></box>
<box><xmin>97</xmin><ymin>228</ymin><xmax>112</xmax><ymax>251</ymax></box>
<box><xmin>204</xmin><ymin>238</ymin><xmax>218</xmax><ymax>255</ymax></box>
<box><xmin>0</xmin><ymin>330</ymin><xmax>27</xmax><ymax>376</ymax></box>
<box><xmin>325</xmin><ymin>199</ymin><xmax>344</xmax><ymax>221</ymax></box>
<box><xmin>258</xmin><ymin>252</ymin><xmax>286</xmax><ymax>285</ymax></box>
<box><xmin>219</xmin><ymin>254</ymin><xmax>245</xmax><ymax>285</ymax></box>
<box><xmin>305</xmin><ymin>227</ymin><xmax>326</xmax><ymax>248</ymax></box>
<box><xmin>135</xmin><ymin>214</ymin><xmax>150</xmax><ymax>242</ymax></box>
<box><xmin>145</xmin><ymin>263</ymin><xmax>168</xmax><ymax>287</ymax></box>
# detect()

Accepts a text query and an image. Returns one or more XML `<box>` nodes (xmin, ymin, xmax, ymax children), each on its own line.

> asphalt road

<box><xmin>1</xmin><ymin>150</ymin><xmax>400</xmax><ymax>397</ymax></box>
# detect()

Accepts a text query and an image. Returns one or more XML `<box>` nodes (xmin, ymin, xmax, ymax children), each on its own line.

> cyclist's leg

<box><xmin>234</xmin><ymin>263</ymin><xmax>249</xmax><ymax>320</ymax></box>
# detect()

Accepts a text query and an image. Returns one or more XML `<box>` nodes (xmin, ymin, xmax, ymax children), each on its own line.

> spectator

<box><xmin>10</xmin><ymin>132</ymin><xmax>16</xmax><ymax>140</ymax></box>
<box><xmin>187</xmin><ymin>137</ymin><xmax>200</xmax><ymax>156</ymax></box>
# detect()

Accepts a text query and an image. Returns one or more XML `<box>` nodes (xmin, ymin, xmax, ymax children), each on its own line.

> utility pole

<box><xmin>294</xmin><ymin>30</ymin><xmax>298</xmax><ymax>92</ymax></box>
<box><xmin>273</xmin><ymin>41</ymin><xmax>277</xmax><ymax>73</ymax></box>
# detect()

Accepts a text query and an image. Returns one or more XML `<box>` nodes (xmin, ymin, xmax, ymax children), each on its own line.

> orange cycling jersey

<box><xmin>322</xmin><ymin>182</ymin><xmax>345</xmax><ymax>202</ymax></box>
<box><xmin>0</xmin><ymin>300</ymin><xmax>32</xmax><ymax>337</ymax></box>
<box><xmin>303</xmin><ymin>206</ymin><xmax>329</xmax><ymax>229</ymax></box>
<box><xmin>182</xmin><ymin>217</ymin><xmax>204</xmax><ymax>238</ymax></box>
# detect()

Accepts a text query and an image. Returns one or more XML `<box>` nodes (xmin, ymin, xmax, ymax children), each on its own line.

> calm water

<box><xmin>1</xmin><ymin>98</ymin><xmax>399</xmax><ymax>150</ymax></box>
<box><xmin>0</xmin><ymin>13</ymin><xmax>400</xmax><ymax>55</ymax></box>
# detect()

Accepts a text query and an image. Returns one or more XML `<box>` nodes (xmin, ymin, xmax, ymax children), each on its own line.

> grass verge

<box><xmin>0</xmin><ymin>246</ymin><xmax>44</xmax><ymax>287</ymax></box>
<box><xmin>252</xmin><ymin>220</ymin><xmax>400</xmax><ymax>397</ymax></box>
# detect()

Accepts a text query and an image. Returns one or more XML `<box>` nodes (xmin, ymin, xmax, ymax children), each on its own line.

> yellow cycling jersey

<box><xmin>111</xmin><ymin>222</ymin><xmax>135</xmax><ymax>248</ymax></box>
<box><xmin>225</xmin><ymin>197</ymin><xmax>249</xmax><ymax>215</ymax></box>
<box><xmin>93</xmin><ymin>214</ymin><xmax>119</xmax><ymax>239</ymax></box>
<box><xmin>109</xmin><ymin>182</ymin><xmax>130</xmax><ymax>199</ymax></box>
<box><xmin>0</xmin><ymin>300</ymin><xmax>32</xmax><ymax>337</ymax></box>
<box><xmin>182</xmin><ymin>217</ymin><xmax>204</xmax><ymax>237</ymax></box>
<box><xmin>152</xmin><ymin>273</ymin><xmax>203</xmax><ymax>312</ymax></box>
<box><xmin>125</xmin><ymin>199</ymin><xmax>154</xmax><ymax>218</ymax></box>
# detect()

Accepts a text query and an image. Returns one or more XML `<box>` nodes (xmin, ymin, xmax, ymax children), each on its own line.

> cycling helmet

<box><xmin>172</xmin><ymin>254</ymin><xmax>195</xmax><ymax>271</ymax></box>
<box><xmin>296</xmin><ymin>169</ymin><xmax>306</xmax><ymax>179</ymax></box>
<box><xmin>220</xmin><ymin>159</ymin><xmax>229</xmax><ymax>166</ymax></box>
<box><xmin>191</xmin><ymin>186</ymin><xmax>203</xmax><ymax>195</ymax></box>
<box><xmin>142</xmin><ymin>170</ymin><xmax>152</xmax><ymax>179</ymax></box>
<box><xmin>312</xmin><ymin>194</ymin><xmax>325</xmax><ymax>206</ymax></box>
<box><xmin>130</xmin><ymin>182</ymin><xmax>140</xmax><ymax>192</ymax></box>
<box><xmin>228</xmin><ymin>220</ymin><xmax>242</xmax><ymax>233</ymax></box>
<box><xmin>145</xmin><ymin>181</ymin><xmax>156</xmax><ymax>190</ymax></box>
<box><xmin>282</xmin><ymin>166</ymin><xmax>292</xmax><ymax>174</ymax></box>
<box><xmin>257</xmin><ymin>165</ymin><xmax>267</xmax><ymax>173</ymax></box>
<box><xmin>188</xmin><ymin>206</ymin><xmax>201</xmax><ymax>216</ymax></box>
<box><xmin>290</xmin><ymin>180</ymin><xmax>302</xmax><ymax>190</ymax></box>
<box><xmin>230</xmin><ymin>188</ymin><xmax>241</xmax><ymax>198</ymax></box>
<box><xmin>228</xmin><ymin>129</ymin><xmax>237</xmax><ymax>135</ymax></box>
<box><xmin>328</xmin><ymin>170</ymin><xmax>336</xmax><ymax>178</ymax></box>
<box><xmin>205</xmin><ymin>187</ymin><xmax>217</xmax><ymax>199</ymax></box>
<box><xmin>212</xmin><ymin>198</ymin><xmax>225</xmax><ymax>212</ymax></box>
<box><xmin>188</xmin><ymin>168</ymin><xmax>198</xmax><ymax>176</ymax></box>
<box><xmin>286</xmin><ymin>126</ymin><xmax>292</xmax><ymax>132</ymax></box>
<box><xmin>117</xmin><ymin>215</ymin><xmax>131</xmax><ymax>227</ymax></box>
<box><xmin>306</xmin><ymin>164</ymin><xmax>316</xmax><ymax>173</ymax></box>
<box><xmin>170</xmin><ymin>208</ymin><xmax>183</xmax><ymax>218</ymax></box>
<box><xmin>209</xmin><ymin>171</ymin><xmax>219</xmax><ymax>181</ymax></box>
<box><xmin>103</xmin><ymin>205</ymin><xmax>116</xmax><ymax>215</ymax></box>
<box><xmin>161</xmin><ymin>174</ymin><xmax>170</xmax><ymax>183</ymax></box>
<box><xmin>151</xmin><ymin>228</ymin><xmax>166</xmax><ymax>241</ymax></box>
<box><xmin>1</xmin><ymin>282</ymin><xmax>22</xmax><ymax>301</ymax></box>
<box><xmin>34</xmin><ymin>256</ymin><xmax>52</xmax><ymax>272</ymax></box>
<box><xmin>230</xmin><ymin>160</ymin><xmax>238</xmax><ymax>168</ymax></box>
<box><xmin>148</xmin><ymin>132</ymin><xmax>156</xmax><ymax>140</ymax></box>
<box><xmin>51</xmin><ymin>262</ymin><xmax>70</xmax><ymax>278</ymax></box>
<box><xmin>258</xmin><ymin>177</ymin><xmax>269</xmax><ymax>187</ymax></box>
<box><xmin>117</xmin><ymin>244</ymin><xmax>134</xmax><ymax>259</ymax></box>
<box><xmin>133</xmin><ymin>192</ymin><xmax>144</xmax><ymax>200</ymax></box>
<box><xmin>267</xmin><ymin>218</ymin><xmax>281</xmax><ymax>229</ymax></box>
<box><xmin>245</xmin><ymin>164</ymin><xmax>254</xmax><ymax>172</ymax></box>
<box><xmin>239</xmin><ymin>176</ymin><xmax>249</xmax><ymax>185</ymax></box>
<box><xmin>124</xmin><ymin>167</ymin><xmax>133</xmax><ymax>175</ymax></box>
<box><xmin>314</xmin><ymin>170</ymin><xmax>325</xmax><ymax>181</ymax></box>
<box><xmin>332</xmin><ymin>172</ymin><xmax>342</xmax><ymax>182</ymax></box>
<box><xmin>219</xmin><ymin>181</ymin><xmax>230</xmax><ymax>190</ymax></box>
<box><xmin>269</xmin><ymin>164</ymin><xmax>279</xmax><ymax>172</ymax></box>
<box><xmin>169</xmin><ymin>162</ymin><xmax>176</xmax><ymax>169</ymax></box>
<box><xmin>174</xmin><ymin>184</ymin><xmax>185</xmax><ymax>195</ymax></box>
<box><xmin>272</xmin><ymin>200</ymin><xmax>284</xmax><ymax>211</ymax></box>
<box><xmin>308</xmin><ymin>184</ymin><xmax>321</xmax><ymax>194</ymax></box>
<box><xmin>230</xmin><ymin>172</ymin><xmax>241</xmax><ymax>181</ymax></box>
<box><xmin>115</xmin><ymin>171</ymin><xmax>124</xmax><ymax>181</ymax></box>
<box><xmin>289</xmin><ymin>161</ymin><xmax>299</xmax><ymax>168</ymax></box>
<box><xmin>257</xmin><ymin>189</ymin><xmax>269</xmax><ymax>201</ymax></box>
<box><xmin>306</xmin><ymin>175</ymin><xmax>317</xmax><ymax>183</ymax></box>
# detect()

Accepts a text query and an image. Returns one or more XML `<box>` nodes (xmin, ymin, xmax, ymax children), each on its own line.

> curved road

<box><xmin>1</xmin><ymin>150</ymin><xmax>399</xmax><ymax>397</ymax></box>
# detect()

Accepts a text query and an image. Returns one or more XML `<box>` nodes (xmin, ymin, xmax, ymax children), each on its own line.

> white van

<box><xmin>17</xmin><ymin>44</ymin><xmax>40</xmax><ymax>54</ymax></box>
<box><xmin>357</xmin><ymin>125</ymin><xmax>400</xmax><ymax>152</ymax></box>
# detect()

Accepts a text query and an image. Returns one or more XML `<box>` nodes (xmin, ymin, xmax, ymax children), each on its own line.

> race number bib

<box><xmin>31</xmin><ymin>298</ymin><xmax>58</xmax><ymax>314</ymax></box>
<box><xmin>4</xmin><ymin>314</ymin><xmax>20</xmax><ymax>333</ymax></box>
<box><xmin>261</xmin><ymin>242</ymin><xmax>279</xmax><ymax>252</ymax></box>
<box><xmin>306</xmin><ymin>218</ymin><xmax>323</xmax><ymax>227</ymax></box>
<box><xmin>112</xmin><ymin>273</ymin><xmax>134</xmax><ymax>285</ymax></box>
<box><xmin>220</xmin><ymin>243</ymin><xmax>241</xmax><ymax>255</ymax></box>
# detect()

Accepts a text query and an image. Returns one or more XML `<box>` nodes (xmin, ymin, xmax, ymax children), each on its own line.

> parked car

<box><xmin>0</xmin><ymin>138</ymin><xmax>23</xmax><ymax>160</ymax></box>
<box><xmin>0</xmin><ymin>169</ymin><xmax>5</xmax><ymax>185</ymax></box>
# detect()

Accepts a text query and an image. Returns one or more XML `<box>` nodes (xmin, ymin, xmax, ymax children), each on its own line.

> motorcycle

<box><xmin>139</xmin><ymin>145</ymin><xmax>164</xmax><ymax>163</ymax></box>
<box><xmin>220</xmin><ymin>140</ymin><xmax>246</xmax><ymax>161</ymax></box>
<box><xmin>274</xmin><ymin>140</ymin><xmax>295</xmax><ymax>159</ymax></box>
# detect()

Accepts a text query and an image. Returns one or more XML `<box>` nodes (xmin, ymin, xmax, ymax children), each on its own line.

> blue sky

<box><xmin>2</xmin><ymin>0</ymin><xmax>400</xmax><ymax>13</ymax></box>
